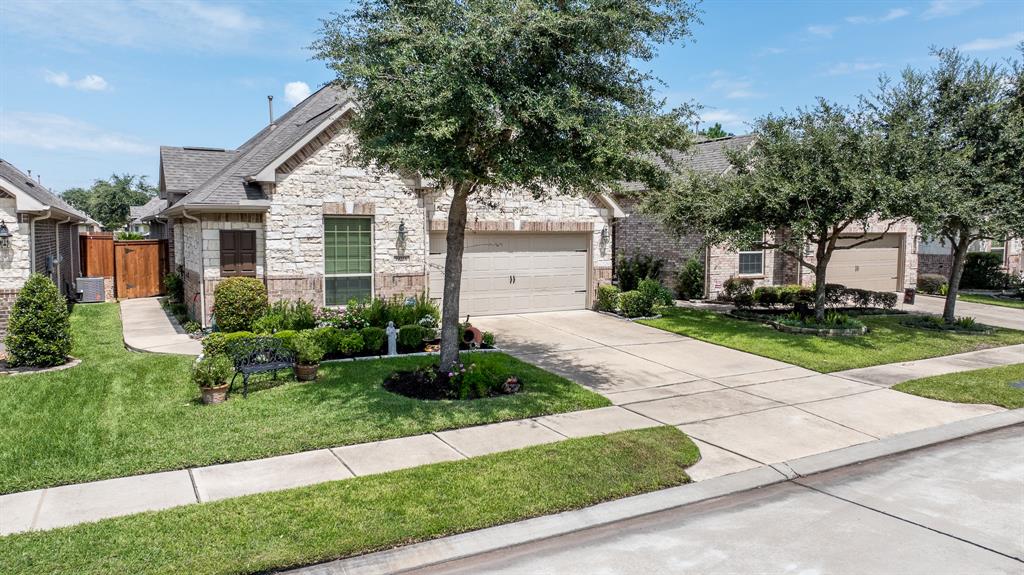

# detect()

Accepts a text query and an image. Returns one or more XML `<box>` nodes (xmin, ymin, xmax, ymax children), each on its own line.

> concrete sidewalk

<box><xmin>119</xmin><ymin>298</ymin><xmax>202</xmax><ymax>356</ymax></box>
<box><xmin>835</xmin><ymin>344</ymin><xmax>1024</xmax><ymax>386</ymax></box>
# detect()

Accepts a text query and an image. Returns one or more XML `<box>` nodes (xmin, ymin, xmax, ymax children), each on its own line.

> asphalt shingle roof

<box><xmin>129</xmin><ymin>196</ymin><xmax>169</xmax><ymax>224</ymax></box>
<box><xmin>620</xmin><ymin>134</ymin><xmax>757</xmax><ymax>192</ymax></box>
<box><xmin>160</xmin><ymin>147</ymin><xmax>238</xmax><ymax>195</ymax></box>
<box><xmin>169</xmin><ymin>84</ymin><xmax>356</xmax><ymax>209</ymax></box>
<box><xmin>0</xmin><ymin>158</ymin><xmax>94</xmax><ymax>222</ymax></box>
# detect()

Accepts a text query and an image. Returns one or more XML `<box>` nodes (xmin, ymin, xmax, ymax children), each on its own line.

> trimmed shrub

<box><xmin>618</xmin><ymin>290</ymin><xmax>653</xmax><ymax>318</ymax></box>
<box><xmin>733</xmin><ymin>293</ymin><xmax>755</xmax><ymax>309</ymax></box>
<box><xmin>201</xmin><ymin>331</ymin><xmax>255</xmax><ymax>357</ymax></box>
<box><xmin>961</xmin><ymin>252</ymin><xmax>1005</xmax><ymax>289</ymax></box>
<box><xmin>360</xmin><ymin>326</ymin><xmax>386</xmax><ymax>354</ymax></box>
<box><xmin>721</xmin><ymin>277</ymin><xmax>754</xmax><ymax>301</ymax></box>
<box><xmin>777</xmin><ymin>284</ymin><xmax>805</xmax><ymax>306</ymax></box>
<box><xmin>212</xmin><ymin>277</ymin><xmax>268</xmax><ymax>333</ymax></box>
<box><xmin>845</xmin><ymin>288</ymin><xmax>873</xmax><ymax>308</ymax></box>
<box><xmin>674</xmin><ymin>258</ymin><xmax>705</xmax><ymax>300</ymax></box>
<box><xmin>4</xmin><ymin>274</ymin><xmax>72</xmax><ymax>367</ymax></box>
<box><xmin>252</xmin><ymin>313</ymin><xmax>284</xmax><ymax>334</ymax></box>
<box><xmin>616</xmin><ymin>254</ymin><xmax>664</xmax><ymax>291</ymax></box>
<box><xmin>482</xmin><ymin>331</ymin><xmax>496</xmax><ymax>347</ymax></box>
<box><xmin>272</xmin><ymin>329</ymin><xmax>299</xmax><ymax>351</ymax></box>
<box><xmin>823</xmin><ymin>283</ymin><xmax>847</xmax><ymax>307</ymax></box>
<box><xmin>397</xmin><ymin>324</ymin><xmax>427</xmax><ymax>351</ymax></box>
<box><xmin>916</xmin><ymin>274</ymin><xmax>948</xmax><ymax>295</ymax></box>
<box><xmin>637</xmin><ymin>278</ymin><xmax>673</xmax><ymax>307</ymax></box>
<box><xmin>595</xmin><ymin>284</ymin><xmax>620</xmax><ymax>312</ymax></box>
<box><xmin>752</xmin><ymin>286</ymin><xmax>779</xmax><ymax>308</ymax></box>
<box><xmin>872</xmin><ymin>291</ymin><xmax>898</xmax><ymax>309</ymax></box>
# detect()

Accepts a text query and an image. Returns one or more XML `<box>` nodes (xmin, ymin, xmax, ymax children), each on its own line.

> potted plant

<box><xmin>292</xmin><ymin>330</ymin><xmax>325</xmax><ymax>381</ymax></box>
<box><xmin>192</xmin><ymin>354</ymin><xmax>234</xmax><ymax>404</ymax></box>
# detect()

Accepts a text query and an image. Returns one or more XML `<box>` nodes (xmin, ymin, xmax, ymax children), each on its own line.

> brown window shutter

<box><xmin>219</xmin><ymin>230</ymin><xmax>257</xmax><ymax>277</ymax></box>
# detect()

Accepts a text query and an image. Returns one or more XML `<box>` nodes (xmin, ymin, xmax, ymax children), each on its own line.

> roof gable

<box><xmin>0</xmin><ymin>158</ymin><xmax>93</xmax><ymax>222</ymax></box>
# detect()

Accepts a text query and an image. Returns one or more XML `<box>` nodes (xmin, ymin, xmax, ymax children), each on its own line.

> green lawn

<box><xmin>958</xmin><ymin>293</ymin><xmax>1024</xmax><ymax>310</ymax></box>
<box><xmin>893</xmin><ymin>363</ymin><xmax>1024</xmax><ymax>409</ymax></box>
<box><xmin>0</xmin><ymin>303</ymin><xmax>608</xmax><ymax>494</ymax></box>
<box><xmin>0</xmin><ymin>426</ymin><xmax>697</xmax><ymax>575</ymax></box>
<box><xmin>640</xmin><ymin>308</ymin><xmax>1024</xmax><ymax>373</ymax></box>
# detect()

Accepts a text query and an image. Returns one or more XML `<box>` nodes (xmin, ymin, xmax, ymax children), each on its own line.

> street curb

<box><xmin>282</xmin><ymin>409</ymin><xmax>1024</xmax><ymax>575</ymax></box>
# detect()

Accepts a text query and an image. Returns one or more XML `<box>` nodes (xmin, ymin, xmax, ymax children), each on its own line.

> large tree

<box><xmin>313</xmin><ymin>0</ymin><xmax>698</xmax><ymax>367</ymax></box>
<box><xmin>645</xmin><ymin>99</ymin><xmax>909</xmax><ymax>321</ymax></box>
<box><xmin>60</xmin><ymin>174</ymin><xmax>156</xmax><ymax>230</ymax></box>
<box><xmin>873</xmin><ymin>48</ymin><xmax>1023</xmax><ymax>322</ymax></box>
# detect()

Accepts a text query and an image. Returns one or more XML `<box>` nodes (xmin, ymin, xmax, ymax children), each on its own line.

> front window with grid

<box><xmin>324</xmin><ymin>217</ymin><xmax>372</xmax><ymax>306</ymax></box>
<box><xmin>738</xmin><ymin>249</ymin><xmax>764</xmax><ymax>276</ymax></box>
<box><xmin>990</xmin><ymin>239</ymin><xmax>1006</xmax><ymax>264</ymax></box>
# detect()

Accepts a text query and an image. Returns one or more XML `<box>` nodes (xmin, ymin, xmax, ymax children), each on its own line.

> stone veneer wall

<box><xmin>0</xmin><ymin>195</ymin><xmax>31</xmax><ymax>292</ymax></box>
<box><xmin>182</xmin><ymin>213</ymin><xmax>265</xmax><ymax>326</ymax></box>
<box><xmin>613</xmin><ymin>196</ymin><xmax>705</xmax><ymax>283</ymax></box>
<box><xmin>266</xmin><ymin>122</ymin><xmax>616</xmax><ymax>309</ymax></box>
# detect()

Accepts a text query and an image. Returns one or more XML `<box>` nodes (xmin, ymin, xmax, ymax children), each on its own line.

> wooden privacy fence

<box><xmin>80</xmin><ymin>233</ymin><xmax>168</xmax><ymax>299</ymax></box>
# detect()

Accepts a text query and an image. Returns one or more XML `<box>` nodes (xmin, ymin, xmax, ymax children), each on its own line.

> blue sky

<box><xmin>1</xmin><ymin>0</ymin><xmax>1021</xmax><ymax>192</ymax></box>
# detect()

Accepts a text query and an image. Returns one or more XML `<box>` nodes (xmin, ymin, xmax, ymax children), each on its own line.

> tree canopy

<box><xmin>61</xmin><ymin>174</ymin><xmax>156</xmax><ymax>230</ymax></box>
<box><xmin>873</xmin><ymin>47</ymin><xmax>1023</xmax><ymax>321</ymax></box>
<box><xmin>700</xmin><ymin>122</ymin><xmax>732</xmax><ymax>139</ymax></box>
<box><xmin>314</xmin><ymin>0</ymin><xmax>700</xmax><ymax>365</ymax></box>
<box><xmin>645</xmin><ymin>99</ymin><xmax>908</xmax><ymax>319</ymax></box>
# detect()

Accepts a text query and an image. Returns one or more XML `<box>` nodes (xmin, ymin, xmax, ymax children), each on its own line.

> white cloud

<box><xmin>807</xmin><ymin>25</ymin><xmax>837</xmax><ymax>38</ymax></box>
<box><xmin>699</xmin><ymin>109</ymin><xmax>748</xmax><ymax>131</ymax></box>
<box><xmin>284</xmin><ymin>81</ymin><xmax>312</xmax><ymax>106</ymax></box>
<box><xmin>756</xmin><ymin>47</ymin><xmax>787</xmax><ymax>57</ymax></box>
<box><xmin>827</xmin><ymin>61</ymin><xmax>886</xmax><ymax>76</ymax></box>
<box><xmin>45</xmin><ymin>70</ymin><xmax>110</xmax><ymax>91</ymax></box>
<box><xmin>707</xmin><ymin>71</ymin><xmax>761</xmax><ymax>100</ymax></box>
<box><xmin>922</xmin><ymin>0</ymin><xmax>981</xmax><ymax>20</ymax></box>
<box><xmin>2</xmin><ymin>0</ymin><xmax>263</xmax><ymax>52</ymax></box>
<box><xmin>0</xmin><ymin>112</ymin><xmax>153</xmax><ymax>155</ymax></box>
<box><xmin>846</xmin><ymin>8</ymin><xmax>910</xmax><ymax>24</ymax></box>
<box><xmin>960</xmin><ymin>32</ymin><xmax>1024</xmax><ymax>52</ymax></box>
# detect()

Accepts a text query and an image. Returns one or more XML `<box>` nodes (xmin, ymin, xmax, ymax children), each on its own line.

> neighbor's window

<box><xmin>990</xmin><ymin>238</ymin><xmax>1006</xmax><ymax>263</ymax></box>
<box><xmin>324</xmin><ymin>217</ymin><xmax>372</xmax><ymax>306</ymax></box>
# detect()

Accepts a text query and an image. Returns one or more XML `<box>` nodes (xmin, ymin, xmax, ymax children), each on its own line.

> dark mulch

<box><xmin>383</xmin><ymin>364</ymin><xmax>522</xmax><ymax>401</ymax></box>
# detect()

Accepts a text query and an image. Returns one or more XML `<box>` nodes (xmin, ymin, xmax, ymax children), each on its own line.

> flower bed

<box><xmin>900</xmin><ymin>315</ymin><xmax>993</xmax><ymax>334</ymax></box>
<box><xmin>384</xmin><ymin>358</ymin><xmax>523</xmax><ymax>400</ymax></box>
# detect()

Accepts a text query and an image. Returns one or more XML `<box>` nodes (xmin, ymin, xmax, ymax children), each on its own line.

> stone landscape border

<box><xmin>0</xmin><ymin>357</ymin><xmax>81</xmax><ymax>377</ymax></box>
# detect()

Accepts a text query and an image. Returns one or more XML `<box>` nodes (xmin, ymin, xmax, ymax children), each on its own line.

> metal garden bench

<box><xmin>226</xmin><ymin>337</ymin><xmax>295</xmax><ymax>398</ymax></box>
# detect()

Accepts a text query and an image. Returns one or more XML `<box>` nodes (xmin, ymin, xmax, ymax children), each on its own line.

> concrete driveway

<box><xmin>903</xmin><ymin>293</ymin><xmax>1024</xmax><ymax>330</ymax></box>
<box><xmin>472</xmin><ymin>310</ymin><xmax>1004</xmax><ymax>478</ymax></box>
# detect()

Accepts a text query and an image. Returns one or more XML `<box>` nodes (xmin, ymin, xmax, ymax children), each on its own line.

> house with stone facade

<box><xmin>614</xmin><ymin>135</ymin><xmax>920</xmax><ymax>298</ymax></box>
<box><xmin>157</xmin><ymin>85</ymin><xmax>625</xmax><ymax>326</ymax></box>
<box><xmin>0</xmin><ymin>159</ymin><xmax>95</xmax><ymax>338</ymax></box>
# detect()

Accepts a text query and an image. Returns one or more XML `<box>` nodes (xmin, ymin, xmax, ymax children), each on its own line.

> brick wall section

<box><xmin>918</xmin><ymin>253</ymin><xmax>954</xmax><ymax>278</ymax></box>
<box><xmin>613</xmin><ymin>196</ymin><xmax>705</xmax><ymax>282</ymax></box>
<box><xmin>32</xmin><ymin>219</ymin><xmax>57</xmax><ymax>286</ymax></box>
<box><xmin>58</xmin><ymin>223</ymin><xmax>75</xmax><ymax>296</ymax></box>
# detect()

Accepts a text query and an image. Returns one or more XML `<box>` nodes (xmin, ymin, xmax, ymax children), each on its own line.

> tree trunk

<box><xmin>943</xmin><ymin>230</ymin><xmax>972</xmax><ymax>323</ymax></box>
<box><xmin>439</xmin><ymin>183</ymin><xmax>472</xmax><ymax>368</ymax></box>
<box><xmin>812</xmin><ymin>240</ymin><xmax>831</xmax><ymax>322</ymax></box>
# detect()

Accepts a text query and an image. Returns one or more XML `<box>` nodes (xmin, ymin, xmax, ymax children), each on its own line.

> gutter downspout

<box><xmin>28</xmin><ymin>208</ymin><xmax>52</xmax><ymax>276</ymax></box>
<box><xmin>181</xmin><ymin>209</ymin><xmax>206</xmax><ymax>327</ymax></box>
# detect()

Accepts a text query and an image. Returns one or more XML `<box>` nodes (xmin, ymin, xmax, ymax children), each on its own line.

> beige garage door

<box><xmin>828</xmin><ymin>234</ymin><xmax>903</xmax><ymax>291</ymax></box>
<box><xmin>429</xmin><ymin>232</ymin><xmax>589</xmax><ymax>316</ymax></box>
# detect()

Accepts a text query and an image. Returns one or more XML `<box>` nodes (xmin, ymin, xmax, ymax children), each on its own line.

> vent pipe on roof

<box><xmin>268</xmin><ymin>95</ymin><xmax>275</xmax><ymax>127</ymax></box>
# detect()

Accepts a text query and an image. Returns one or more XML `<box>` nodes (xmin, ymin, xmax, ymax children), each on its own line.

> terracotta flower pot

<box><xmin>201</xmin><ymin>383</ymin><xmax>230</xmax><ymax>404</ymax></box>
<box><xmin>295</xmin><ymin>363</ymin><xmax>319</xmax><ymax>381</ymax></box>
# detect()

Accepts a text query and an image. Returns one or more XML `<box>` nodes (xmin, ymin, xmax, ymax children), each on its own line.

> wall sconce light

<box><xmin>0</xmin><ymin>220</ymin><xmax>11</xmax><ymax>249</ymax></box>
<box><xmin>397</xmin><ymin>220</ymin><xmax>408</xmax><ymax>243</ymax></box>
<box><xmin>600</xmin><ymin>226</ymin><xmax>609</xmax><ymax>244</ymax></box>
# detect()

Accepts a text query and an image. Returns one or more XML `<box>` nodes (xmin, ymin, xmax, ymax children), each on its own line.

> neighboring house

<box><xmin>128</xmin><ymin>196</ymin><xmax>169</xmax><ymax>238</ymax></box>
<box><xmin>614</xmin><ymin>135</ymin><xmax>919</xmax><ymax>298</ymax></box>
<box><xmin>0</xmin><ymin>159</ymin><xmax>96</xmax><ymax>337</ymax></box>
<box><xmin>157</xmin><ymin>85</ymin><xmax>624</xmax><ymax>326</ymax></box>
<box><xmin>919</xmin><ymin>236</ymin><xmax>1023</xmax><ymax>278</ymax></box>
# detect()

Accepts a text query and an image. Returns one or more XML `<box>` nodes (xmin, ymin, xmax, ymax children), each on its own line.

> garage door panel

<box><xmin>829</xmin><ymin>234</ymin><xmax>902</xmax><ymax>291</ymax></box>
<box><xmin>429</xmin><ymin>232</ymin><xmax>588</xmax><ymax>316</ymax></box>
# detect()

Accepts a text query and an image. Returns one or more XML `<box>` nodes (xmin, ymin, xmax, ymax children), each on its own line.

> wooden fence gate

<box><xmin>81</xmin><ymin>234</ymin><xmax>167</xmax><ymax>299</ymax></box>
<box><xmin>114</xmin><ymin>240</ymin><xmax>166</xmax><ymax>299</ymax></box>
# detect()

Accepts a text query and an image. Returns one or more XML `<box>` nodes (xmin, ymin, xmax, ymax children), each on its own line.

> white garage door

<box><xmin>828</xmin><ymin>234</ymin><xmax>903</xmax><ymax>291</ymax></box>
<box><xmin>429</xmin><ymin>232</ymin><xmax>589</xmax><ymax>316</ymax></box>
